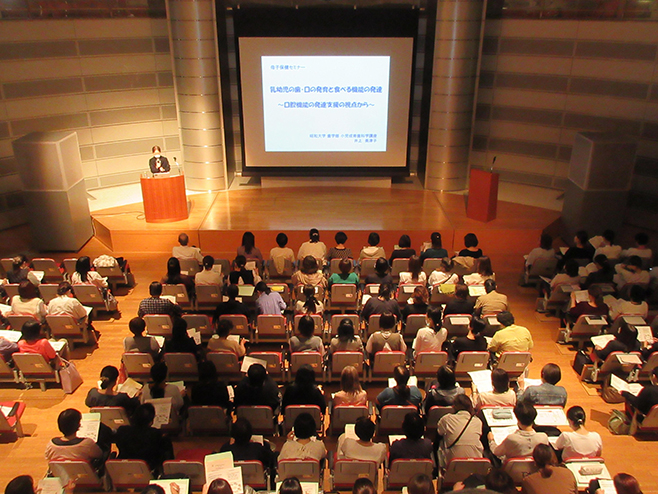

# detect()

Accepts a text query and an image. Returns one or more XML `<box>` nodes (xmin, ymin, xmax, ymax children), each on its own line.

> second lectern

<box><xmin>141</xmin><ymin>173</ymin><xmax>188</xmax><ymax>223</ymax></box>
<box><xmin>467</xmin><ymin>169</ymin><xmax>499</xmax><ymax>223</ymax></box>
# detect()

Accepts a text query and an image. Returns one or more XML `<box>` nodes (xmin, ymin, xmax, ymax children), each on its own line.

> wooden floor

<box><xmin>1</xmin><ymin>191</ymin><xmax>657</xmax><ymax>493</ymax></box>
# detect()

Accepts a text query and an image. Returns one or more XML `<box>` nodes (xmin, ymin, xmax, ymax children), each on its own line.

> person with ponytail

<box><xmin>297</xmin><ymin>228</ymin><xmax>327</xmax><ymax>263</ymax></box>
<box><xmin>375</xmin><ymin>365</ymin><xmax>421</xmax><ymax>410</ymax></box>
<box><xmin>521</xmin><ymin>444</ymin><xmax>577</xmax><ymax>494</ymax></box>
<box><xmin>555</xmin><ymin>406</ymin><xmax>602</xmax><ymax>461</ymax></box>
<box><xmin>294</xmin><ymin>285</ymin><xmax>324</xmax><ymax>315</ymax></box>
<box><xmin>141</xmin><ymin>362</ymin><xmax>184</xmax><ymax>420</ymax></box>
<box><xmin>85</xmin><ymin>365</ymin><xmax>140</xmax><ymax>414</ymax></box>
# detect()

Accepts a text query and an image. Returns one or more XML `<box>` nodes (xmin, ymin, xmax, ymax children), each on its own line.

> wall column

<box><xmin>425</xmin><ymin>0</ymin><xmax>485</xmax><ymax>191</ymax></box>
<box><xmin>167</xmin><ymin>0</ymin><xmax>227</xmax><ymax>191</ymax></box>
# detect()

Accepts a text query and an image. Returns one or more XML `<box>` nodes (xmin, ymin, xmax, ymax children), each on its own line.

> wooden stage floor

<box><xmin>92</xmin><ymin>187</ymin><xmax>561</xmax><ymax>256</ymax></box>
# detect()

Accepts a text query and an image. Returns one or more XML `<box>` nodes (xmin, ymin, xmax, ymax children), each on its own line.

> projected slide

<box><xmin>261</xmin><ymin>56</ymin><xmax>390</xmax><ymax>152</ymax></box>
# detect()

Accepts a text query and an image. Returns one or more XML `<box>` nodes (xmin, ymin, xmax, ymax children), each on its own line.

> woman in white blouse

<box><xmin>555</xmin><ymin>406</ymin><xmax>602</xmax><ymax>461</ymax></box>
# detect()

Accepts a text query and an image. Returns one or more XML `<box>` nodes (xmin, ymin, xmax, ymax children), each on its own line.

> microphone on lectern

<box><xmin>491</xmin><ymin>155</ymin><xmax>497</xmax><ymax>173</ymax></box>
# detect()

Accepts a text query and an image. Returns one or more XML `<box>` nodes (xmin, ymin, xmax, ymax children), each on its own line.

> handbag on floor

<box><xmin>60</xmin><ymin>359</ymin><xmax>83</xmax><ymax>394</ymax></box>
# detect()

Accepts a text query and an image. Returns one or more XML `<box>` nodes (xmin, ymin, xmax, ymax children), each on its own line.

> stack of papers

<box><xmin>187</xmin><ymin>328</ymin><xmax>201</xmax><ymax>345</ymax></box>
<box><xmin>145</xmin><ymin>397</ymin><xmax>172</xmax><ymax>429</ymax></box>
<box><xmin>573</xmin><ymin>290</ymin><xmax>589</xmax><ymax>303</ymax></box>
<box><xmin>204</xmin><ymin>452</ymin><xmax>244</xmax><ymax>494</ymax></box>
<box><xmin>38</xmin><ymin>478</ymin><xmax>64</xmax><ymax>494</ymax></box>
<box><xmin>616</xmin><ymin>354</ymin><xmax>642</xmax><ymax>365</ymax></box>
<box><xmin>489</xmin><ymin>425</ymin><xmax>517</xmax><ymax>447</ymax></box>
<box><xmin>468</xmin><ymin>370</ymin><xmax>493</xmax><ymax>393</ymax></box>
<box><xmin>637</xmin><ymin>326</ymin><xmax>654</xmax><ymax>343</ymax></box>
<box><xmin>610</xmin><ymin>374</ymin><xmax>643</xmax><ymax>396</ymax></box>
<box><xmin>150</xmin><ymin>479</ymin><xmax>190</xmax><ymax>494</ymax></box>
<box><xmin>591</xmin><ymin>334</ymin><xmax>615</xmax><ymax>348</ymax></box>
<box><xmin>118</xmin><ymin>378</ymin><xmax>143</xmax><ymax>398</ymax></box>
<box><xmin>50</xmin><ymin>340</ymin><xmax>68</xmax><ymax>353</ymax></box>
<box><xmin>0</xmin><ymin>329</ymin><xmax>21</xmax><ymax>342</ymax></box>
<box><xmin>78</xmin><ymin>413</ymin><xmax>101</xmax><ymax>442</ymax></box>
<box><xmin>535</xmin><ymin>407</ymin><xmax>569</xmax><ymax>426</ymax></box>
<box><xmin>388</xmin><ymin>435</ymin><xmax>405</xmax><ymax>445</ymax></box>
<box><xmin>240</xmin><ymin>355</ymin><xmax>267</xmax><ymax>373</ymax></box>
<box><xmin>389</xmin><ymin>376</ymin><xmax>417</xmax><ymax>388</ymax></box>
<box><xmin>468</xmin><ymin>286</ymin><xmax>486</xmax><ymax>297</ymax></box>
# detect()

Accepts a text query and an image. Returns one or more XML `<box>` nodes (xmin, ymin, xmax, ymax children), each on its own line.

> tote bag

<box><xmin>60</xmin><ymin>359</ymin><xmax>83</xmax><ymax>394</ymax></box>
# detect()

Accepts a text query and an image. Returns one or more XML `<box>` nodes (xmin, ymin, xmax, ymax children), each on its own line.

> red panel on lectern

<box><xmin>141</xmin><ymin>174</ymin><xmax>188</xmax><ymax>223</ymax></box>
<box><xmin>467</xmin><ymin>169</ymin><xmax>499</xmax><ymax>223</ymax></box>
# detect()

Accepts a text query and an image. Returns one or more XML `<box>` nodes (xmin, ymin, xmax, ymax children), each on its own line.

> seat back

<box><xmin>196</xmin><ymin>285</ymin><xmax>222</xmax><ymax>308</ymax></box>
<box><xmin>404</xmin><ymin>314</ymin><xmax>427</xmax><ymax>341</ymax></box>
<box><xmin>46</xmin><ymin>315</ymin><xmax>86</xmax><ymax>342</ymax></box>
<box><xmin>598</xmin><ymin>351</ymin><xmax>643</xmax><ymax>379</ymax></box>
<box><xmin>331</xmin><ymin>283</ymin><xmax>358</xmax><ymax>306</ymax></box>
<box><xmin>367</xmin><ymin>314</ymin><xmax>381</xmax><ymax>336</ymax></box>
<box><xmin>144</xmin><ymin>314</ymin><xmax>174</xmax><ymax>338</ymax></box>
<box><xmin>443</xmin><ymin>458</ymin><xmax>492</xmax><ymax>488</ymax></box>
<box><xmin>96</xmin><ymin>265</ymin><xmax>127</xmax><ymax>285</ymax></box>
<box><xmin>293</xmin><ymin>314</ymin><xmax>323</xmax><ymax>334</ymax></box>
<box><xmin>3</xmin><ymin>284</ymin><xmax>19</xmax><ymax>299</ymax></box>
<box><xmin>206</xmin><ymin>352</ymin><xmax>243</xmax><ymax>382</ymax></box>
<box><xmin>569</xmin><ymin>314</ymin><xmax>607</xmax><ymax>339</ymax></box>
<box><xmin>38</xmin><ymin>284</ymin><xmax>59</xmax><ymax>304</ymax></box>
<box><xmin>496</xmin><ymin>352</ymin><xmax>532</xmax><ymax>380</ymax></box>
<box><xmin>284</xmin><ymin>404</ymin><xmax>323</xmax><ymax>435</ymax></box>
<box><xmin>637</xmin><ymin>405</ymin><xmax>658</xmax><ymax>432</ymax></box>
<box><xmin>32</xmin><ymin>258</ymin><xmax>62</xmax><ymax>282</ymax></box>
<box><xmin>249</xmin><ymin>351</ymin><xmax>283</xmax><ymax>379</ymax></box>
<box><xmin>182</xmin><ymin>314</ymin><xmax>213</xmax><ymax>341</ymax></box>
<box><xmin>236</xmin><ymin>406</ymin><xmax>277</xmax><ymax>435</ymax></box>
<box><xmin>214</xmin><ymin>259</ymin><xmax>231</xmax><ymax>277</ymax></box>
<box><xmin>331</xmin><ymin>351</ymin><xmax>364</xmax><ymax>377</ymax></box>
<box><xmin>162</xmin><ymin>284</ymin><xmax>191</xmax><ymax>307</ymax></box>
<box><xmin>422</xmin><ymin>258</ymin><xmax>444</xmax><ymax>275</ymax></box>
<box><xmin>371</xmin><ymin>351</ymin><xmax>406</xmax><ymax>378</ymax></box>
<box><xmin>256</xmin><ymin>314</ymin><xmax>287</xmax><ymax>341</ymax></box>
<box><xmin>278</xmin><ymin>459</ymin><xmax>321</xmax><ymax>483</ymax></box>
<box><xmin>527</xmin><ymin>257</ymin><xmax>558</xmax><ymax>278</ymax></box>
<box><xmin>363</xmin><ymin>284</ymin><xmax>380</xmax><ymax>296</ymax></box>
<box><xmin>106</xmin><ymin>459</ymin><xmax>153</xmax><ymax>489</ymax></box>
<box><xmin>330</xmin><ymin>405</ymin><xmax>369</xmax><ymax>435</ymax></box>
<box><xmin>359</xmin><ymin>258</ymin><xmax>377</xmax><ymax>281</ymax></box>
<box><xmin>295</xmin><ymin>284</ymin><xmax>325</xmax><ymax>302</ymax></box>
<box><xmin>414</xmin><ymin>352</ymin><xmax>449</xmax><ymax>379</ymax></box>
<box><xmin>72</xmin><ymin>284</ymin><xmax>105</xmax><ymax>308</ymax></box>
<box><xmin>0</xmin><ymin>258</ymin><xmax>14</xmax><ymax>275</ymax></box>
<box><xmin>179</xmin><ymin>258</ymin><xmax>201</xmax><ymax>276</ymax></box>
<box><xmin>482</xmin><ymin>313</ymin><xmax>502</xmax><ymax>337</ymax></box>
<box><xmin>235</xmin><ymin>460</ymin><xmax>268</xmax><ymax>490</ymax></box>
<box><xmin>219</xmin><ymin>314</ymin><xmax>250</xmax><ymax>338</ymax></box>
<box><xmin>0</xmin><ymin>357</ymin><xmax>18</xmax><ymax>383</ymax></box>
<box><xmin>387</xmin><ymin>459</ymin><xmax>434</xmax><ymax>489</ymax></box>
<box><xmin>13</xmin><ymin>353</ymin><xmax>58</xmax><ymax>381</ymax></box>
<box><xmin>330</xmin><ymin>258</ymin><xmax>354</xmax><ymax>275</ymax></box>
<box><xmin>454</xmin><ymin>351</ymin><xmax>490</xmax><ymax>381</ymax></box>
<box><xmin>49</xmin><ymin>460</ymin><xmax>103</xmax><ymax>489</ymax></box>
<box><xmin>163</xmin><ymin>460</ymin><xmax>206</xmax><ymax>490</ymax></box>
<box><xmin>504</xmin><ymin>457</ymin><xmax>539</xmax><ymax>485</ymax></box>
<box><xmin>443</xmin><ymin>314</ymin><xmax>472</xmax><ymax>338</ymax></box>
<box><xmin>426</xmin><ymin>406</ymin><xmax>454</xmax><ymax>432</ymax></box>
<box><xmin>290</xmin><ymin>351</ymin><xmax>323</xmax><ymax>375</ymax></box>
<box><xmin>333</xmin><ymin>460</ymin><xmax>378</xmax><ymax>490</ymax></box>
<box><xmin>163</xmin><ymin>353</ymin><xmax>199</xmax><ymax>382</ymax></box>
<box><xmin>391</xmin><ymin>258</ymin><xmax>410</xmax><ymax>282</ymax></box>
<box><xmin>639</xmin><ymin>353</ymin><xmax>658</xmax><ymax>382</ymax></box>
<box><xmin>6</xmin><ymin>314</ymin><xmax>38</xmax><ymax>331</ymax></box>
<box><xmin>397</xmin><ymin>283</ymin><xmax>423</xmax><ymax>305</ymax></box>
<box><xmin>268</xmin><ymin>283</ymin><xmax>291</xmax><ymax>305</ymax></box>
<box><xmin>187</xmin><ymin>406</ymin><xmax>229</xmax><ymax>435</ymax></box>
<box><xmin>268</xmin><ymin>259</ymin><xmax>294</xmax><ymax>279</ymax></box>
<box><xmin>379</xmin><ymin>405</ymin><xmax>418</xmax><ymax>435</ymax></box>
<box><xmin>121</xmin><ymin>353</ymin><xmax>155</xmax><ymax>382</ymax></box>
<box><xmin>90</xmin><ymin>406</ymin><xmax>131</xmax><ymax>432</ymax></box>
<box><xmin>329</xmin><ymin>314</ymin><xmax>360</xmax><ymax>338</ymax></box>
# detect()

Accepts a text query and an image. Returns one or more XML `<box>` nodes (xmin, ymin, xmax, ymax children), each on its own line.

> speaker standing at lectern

<box><xmin>149</xmin><ymin>145</ymin><xmax>170</xmax><ymax>174</ymax></box>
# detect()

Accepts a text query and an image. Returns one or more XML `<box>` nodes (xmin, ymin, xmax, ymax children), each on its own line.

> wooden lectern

<box><xmin>140</xmin><ymin>174</ymin><xmax>188</xmax><ymax>223</ymax></box>
<box><xmin>466</xmin><ymin>169</ymin><xmax>499</xmax><ymax>222</ymax></box>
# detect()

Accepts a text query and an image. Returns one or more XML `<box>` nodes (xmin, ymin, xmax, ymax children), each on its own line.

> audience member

<box><xmin>123</xmin><ymin>316</ymin><xmax>161</xmax><ymax>359</ymax></box>
<box><xmin>519</xmin><ymin>363</ymin><xmax>567</xmax><ymax>407</ymax></box>
<box><xmin>234</xmin><ymin>363</ymin><xmax>281</xmax><ymax>411</ymax></box>
<box><xmin>546</xmin><ymin>259</ymin><xmax>581</xmax><ymax>297</ymax></box>
<box><xmin>137</xmin><ymin>281</ymin><xmax>183</xmax><ymax>318</ymax></box>
<box><xmin>336</xmin><ymin>416</ymin><xmax>387</xmax><ymax>466</ymax></box>
<box><xmin>297</xmin><ymin>228</ymin><xmax>327</xmax><ymax>262</ymax></box>
<box><xmin>270</xmin><ymin>232</ymin><xmax>295</xmax><ymax>276</ymax></box>
<box><xmin>212</xmin><ymin>284</ymin><xmax>250</xmax><ymax>326</ymax></box>
<box><xmin>141</xmin><ymin>362</ymin><xmax>184</xmax><ymax>419</ymax></box>
<box><xmin>237</xmin><ymin>231</ymin><xmax>263</xmax><ymax>263</ymax></box>
<box><xmin>474</xmin><ymin>280</ymin><xmax>508</xmax><ymax>315</ymax></box>
<box><xmin>289</xmin><ymin>315</ymin><xmax>324</xmax><ymax>355</ymax></box>
<box><xmin>376</xmin><ymin>365</ymin><xmax>422</xmax><ymax>410</ymax></box>
<box><xmin>593</xmin><ymin>321</ymin><xmax>640</xmax><ymax>362</ymax></box>
<box><xmin>10</xmin><ymin>280</ymin><xmax>46</xmax><ymax>322</ymax></box>
<box><xmin>427</xmin><ymin>258</ymin><xmax>459</xmax><ymax>286</ymax></box>
<box><xmin>413</xmin><ymin>306</ymin><xmax>447</xmax><ymax>355</ymax></box>
<box><xmin>488</xmin><ymin>311</ymin><xmax>533</xmax><ymax>357</ymax></box>
<box><xmin>622</xmin><ymin>367</ymin><xmax>658</xmax><ymax>416</ymax></box>
<box><xmin>399</xmin><ymin>255</ymin><xmax>427</xmax><ymax>285</ymax></box>
<box><xmin>353</xmin><ymin>478</ymin><xmax>377</xmax><ymax>494</ymax></box>
<box><xmin>0</xmin><ymin>333</ymin><xmax>18</xmax><ymax>362</ymax></box>
<box><xmin>365</xmin><ymin>311</ymin><xmax>406</xmax><ymax>358</ymax></box>
<box><xmin>255</xmin><ymin>281</ymin><xmax>286</xmax><ymax>315</ymax></box>
<box><xmin>161</xmin><ymin>256</ymin><xmax>195</xmax><ymax>297</ymax></box>
<box><xmin>451</xmin><ymin>317</ymin><xmax>488</xmax><ymax>358</ymax></box>
<box><xmin>594</xmin><ymin>229</ymin><xmax>622</xmax><ymax>260</ymax></box>
<box><xmin>164</xmin><ymin>317</ymin><xmax>201</xmax><ymax>360</ymax></box>
<box><xmin>44</xmin><ymin>408</ymin><xmax>103</xmax><ymax>464</ymax></box>
<box><xmin>278</xmin><ymin>478</ymin><xmax>303</xmax><ymax>494</ymax></box>
<box><xmin>328</xmin><ymin>258</ymin><xmax>359</xmax><ymax>288</ymax></box>
<box><xmin>172</xmin><ymin>233</ymin><xmax>203</xmax><ymax>263</ymax></box>
<box><xmin>436</xmin><ymin>394</ymin><xmax>484</xmax><ymax>466</ymax></box>
<box><xmin>485</xmin><ymin>469</ymin><xmax>517</xmax><ymax>494</ymax></box>
<box><xmin>608</xmin><ymin>285</ymin><xmax>648</xmax><ymax>320</ymax></box>
<box><xmin>71</xmin><ymin>256</ymin><xmax>108</xmax><ymax>291</ymax></box>
<box><xmin>282</xmin><ymin>364</ymin><xmax>326</xmax><ymax>413</ymax></box>
<box><xmin>292</xmin><ymin>256</ymin><xmax>327</xmax><ymax>288</ymax></box>
<box><xmin>364</xmin><ymin>257</ymin><xmax>394</xmax><ymax>286</ymax></box>
<box><xmin>7</xmin><ymin>255</ymin><xmax>36</xmax><ymax>285</ymax></box>
<box><xmin>206</xmin><ymin>479</ymin><xmax>233</xmax><ymax>494</ymax></box>
<box><xmin>219</xmin><ymin>418</ymin><xmax>274</xmax><ymax>469</ymax></box>
<box><xmin>567</xmin><ymin>285</ymin><xmax>609</xmax><ymax>323</ymax></box>
<box><xmin>195</xmin><ymin>255</ymin><xmax>223</xmax><ymax>286</ymax></box>
<box><xmin>525</xmin><ymin>234</ymin><xmax>556</xmax><ymax>270</ymax></box>
<box><xmin>520</xmin><ymin>444</ymin><xmax>577</xmax><ymax>494</ymax></box>
<box><xmin>228</xmin><ymin>255</ymin><xmax>256</xmax><ymax>285</ymax></box>
<box><xmin>560</xmin><ymin>230</ymin><xmax>594</xmax><ymax>268</ymax></box>
<box><xmin>18</xmin><ymin>321</ymin><xmax>60</xmax><ymax>366</ymax></box>
<box><xmin>388</xmin><ymin>412</ymin><xmax>433</xmax><ymax>463</ymax></box>
<box><xmin>444</xmin><ymin>284</ymin><xmax>476</xmax><ymax>316</ymax></box>
<box><xmin>489</xmin><ymin>402</ymin><xmax>549</xmax><ymax>460</ymax></box>
<box><xmin>389</xmin><ymin>234</ymin><xmax>416</xmax><ymax>264</ymax></box>
<box><xmin>359</xmin><ymin>232</ymin><xmax>386</xmax><ymax>262</ymax></box>
<box><xmin>207</xmin><ymin>319</ymin><xmax>246</xmax><ymax>357</ymax></box>
<box><xmin>621</xmin><ymin>232</ymin><xmax>652</xmax><ymax>262</ymax></box>
<box><xmin>333</xmin><ymin>365</ymin><xmax>368</xmax><ymax>406</ymax></box>
<box><xmin>294</xmin><ymin>285</ymin><xmax>324</xmax><ymax>314</ymax></box>
<box><xmin>554</xmin><ymin>406</ymin><xmax>602</xmax><ymax>461</ymax></box>
<box><xmin>329</xmin><ymin>318</ymin><xmax>364</xmax><ymax>355</ymax></box>
<box><xmin>190</xmin><ymin>360</ymin><xmax>231</xmax><ymax>409</ymax></box>
<box><xmin>279</xmin><ymin>412</ymin><xmax>326</xmax><ymax>461</ymax></box>
<box><xmin>407</xmin><ymin>474</ymin><xmax>435</xmax><ymax>494</ymax></box>
<box><xmin>420</xmin><ymin>231</ymin><xmax>448</xmax><ymax>262</ymax></box>
<box><xmin>401</xmin><ymin>285</ymin><xmax>429</xmax><ymax>322</ymax></box>
<box><xmin>582</xmin><ymin>255</ymin><xmax>614</xmax><ymax>289</ymax></box>
<box><xmin>47</xmin><ymin>281</ymin><xmax>88</xmax><ymax>326</ymax></box>
<box><xmin>85</xmin><ymin>365</ymin><xmax>139</xmax><ymax>414</ymax></box>
<box><xmin>473</xmin><ymin>368</ymin><xmax>516</xmax><ymax>410</ymax></box>
<box><xmin>458</xmin><ymin>233</ymin><xmax>483</xmax><ymax>258</ymax></box>
<box><xmin>327</xmin><ymin>231</ymin><xmax>353</xmax><ymax>261</ymax></box>
<box><xmin>424</xmin><ymin>365</ymin><xmax>465</xmax><ymax>413</ymax></box>
<box><xmin>613</xmin><ymin>255</ymin><xmax>650</xmax><ymax>290</ymax></box>
<box><xmin>606</xmin><ymin>473</ymin><xmax>644</xmax><ymax>494</ymax></box>
<box><xmin>361</xmin><ymin>283</ymin><xmax>402</xmax><ymax>322</ymax></box>
<box><xmin>464</xmin><ymin>256</ymin><xmax>495</xmax><ymax>285</ymax></box>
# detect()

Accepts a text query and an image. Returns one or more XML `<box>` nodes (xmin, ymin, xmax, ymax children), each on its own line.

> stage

<box><xmin>91</xmin><ymin>187</ymin><xmax>562</xmax><ymax>258</ymax></box>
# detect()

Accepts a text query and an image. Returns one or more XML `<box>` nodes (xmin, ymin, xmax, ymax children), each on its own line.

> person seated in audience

<box><xmin>163</xmin><ymin>317</ymin><xmax>201</xmax><ymax>360</ymax></box>
<box><xmin>420</xmin><ymin>231</ymin><xmax>449</xmax><ymax>262</ymax></box>
<box><xmin>7</xmin><ymin>255</ymin><xmax>38</xmax><ymax>285</ymax></box>
<box><xmin>219</xmin><ymin>417</ymin><xmax>275</xmax><ymax>470</ymax></box>
<box><xmin>85</xmin><ymin>365</ymin><xmax>139</xmax><ymax>414</ymax></box>
<box><xmin>622</xmin><ymin>367</ymin><xmax>658</xmax><ymax>417</ymax></box>
<box><xmin>282</xmin><ymin>364</ymin><xmax>326</xmax><ymax>413</ymax></box>
<box><xmin>6</xmin><ymin>475</ymin><xmax>75</xmax><ymax>494</ymax></box>
<box><xmin>474</xmin><ymin>279</ymin><xmax>508</xmax><ymax>316</ymax></box>
<box><xmin>270</xmin><ymin>232</ymin><xmax>296</xmax><ymax>276</ymax></box>
<box><xmin>521</xmin><ymin>444</ymin><xmax>578</xmax><ymax>494</ymax></box>
<box><xmin>205</xmin><ymin>479</ymin><xmax>236</xmax><ymax>494</ymax></box>
<box><xmin>18</xmin><ymin>321</ymin><xmax>60</xmax><ymax>367</ymax></box>
<box><xmin>289</xmin><ymin>314</ymin><xmax>324</xmax><ymax>355</ymax></box>
<box><xmin>361</xmin><ymin>283</ymin><xmax>402</xmax><ymax>322</ymax></box>
<box><xmin>141</xmin><ymin>361</ymin><xmax>184</xmax><ymax>419</ymax></box>
<box><xmin>115</xmin><ymin>403</ymin><xmax>174</xmax><ymax>473</ymax></box>
<box><xmin>327</xmin><ymin>231</ymin><xmax>353</xmax><ymax>261</ymax></box>
<box><xmin>365</xmin><ymin>311</ymin><xmax>406</xmax><ymax>359</ymax></box>
<box><xmin>333</xmin><ymin>365</ymin><xmax>368</xmax><ymax>406</ymax></box>
<box><xmin>172</xmin><ymin>232</ymin><xmax>203</xmax><ymax>263</ymax></box>
<box><xmin>337</xmin><ymin>416</ymin><xmax>387</xmax><ymax>466</ymax></box>
<box><xmin>543</xmin><ymin>259</ymin><xmax>580</xmax><ymax>298</ymax></box>
<box><xmin>137</xmin><ymin>281</ymin><xmax>183</xmax><ymax>318</ymax></box>
<box><xmin>402</xmin><ymin>286</ymin><xmax>429</xmax><ymax>322</ymax></box>
<box><xmin>389</xmin><ymin>234</ymin><xmax>416</xmax><ymax>264</ymax></box>
<box><xmin>255</xmin><ymin>281</ymin><xmax>286</xmax><ymax>315</ymax></box>
<box><xmin>444</xmin><ymin>284</ymin><xmax>475</xmax><ymax>316</ymax></box>
<box><xmin>489</xmin><ymin>402</ymin><xmax>549</xmax><ymax>460</ymax></box>
<box><xmin>329</xmin><ymin>318</ymin><xmax>364</xmax><ymax>356</ymax></box>
<box><xmin>353</xmin><ymin>478</ymin><xmax>376</xmax><ymax>494</ymax></box>
<box><xmin>567</xmin><ymin>285</ymin><xmax>609</xmax><ymax>324</ymax></box>
<box><xmin>458</xmin><ymin>233</ymin><xmax>483</xmax><ymax>258</ymax></box>
<box><xmin>488</xmin><ymin>311</ymin><xmax>533</xmax><ymax>357</ymax></box>
<box><xmin>297</xmin><ymin>228</ymin><xmax>327</xmax><ymax>263</ymax></box>
<box><xmin>437</xmin><ymin>394</ymin><xmax>484</xmax><ymax>466</ymax></box>
<box><xmin>10</xmin><ymin>280</ymin><xmax>46</xmax><ymax>323</ymax></box>
<box><xmin>464</xmin><ymin>256</ymin><xmax>495</xmax><ymax>286</ymax></box>
<box><xmin>525</xmin><ymin>234</ymin><xmax>556</xmax><ymax>271</ymax></box>
<box><xmin>621</xmin><ymin>232</ymin><xmax>653</xmax><ymax>263</ymax></box>
<box><xmin>364</xmin><ymin>257</ymin><xmax>394</xmax><ymax>286</ymax></box>
<box><xmin>423</xmin><ymin>365</ymin><xmax>464</xmax><ymax>413</ymax></box>
<box><xmin>399</xmin><ymin>255</ymin><xmax>427</xmax><ymax>285</ymax></box>
<box><xmin>212</xmin><ymin>284</ymin><xmax>250</xmax><ymax>326</ymax></box>
<box><xmin>47</xmin><ymin>281</ymin><xmax>88</xmax><ymax>325</ymax></box>
<box><xmin>161</xmin><ymin>256</ymin><xmax>195</xmax><ymax>298</ymax></box>
<box><xmin>519</xmin><ymin>363</ymin><xmax>567</xmax><ymax>407</ymax></box>
<box><xmin>292</xmin><ymin>255</ymin><xmax>327</xmax><ymax>288</ymax></box>
<box><xmin>582</xmin><ymin>255</ymin><xmax>614</xmax><ymax>289</ymax></box>
<box><xmin>554</xmin><ymin>406</ymin><xmax>602</xmax><ymax>461</ymax></box>
<box><xmin>207</xmin><ymin>319</ymin><xmax>246</xmax><ymax>357</ymax></box>
<box><xmin>294</xmin><ymin>285</ymin><xmax>324</xmax><ymax>314</ymax></box>
<box><xmin>608</xmin><ymin>284</ymin><xmax>648</xmax><ymax>320</ymax></box>
<box><xmin>0</xmin><ymin>333</ymin><xmax>18</xmax><ymax>363</ymax></box>
<box><xmin>45</xmin><ymin>408</ymin><xmax>103</xmax><ymax>464</ymax></box>
<box><xmin>482</xmin><ymin>469</ymin><xmax>517</xmax><ymax>494</ymax></box>
<box><xmin>451</xmin><ymin>317</ymin><xmax>488</xmax><ymax>359</ymax></box>
<box><xmin>123</xmin><ymin>316</ymin><xmax>161</xmax><ymax>359</ymax></box>
<box><xmin>472</xmin><ymin>368</ymin><xmax>516</xmax><ymax>410</ymax></box>
<box><xmin>228</xmin><ymin>255</ymin><xmax>257</xmax><ymax>285</ymax></box>
<box><xmin>427</xmin><ymin>258</ymin><xmax>459</xmax><ymax>286</ymax></box>
<box><xmin>327</xmin><ymin>258</ymin><xmax>358</xmax><ymax>288</ymax></box>
<box><xmin>593</xmin><ymin>320</ymin><xmax>640</xmax><ymax>362</ymax></box>
<box><xmin>593</xmin><ymin>229</ymin><xmax>622</xmax><ymax>260</ymax></box>
<box><xmin>195</xmin><ymin>255</ymin><xmax>223</xmax><ymax>286</ymax></box>
<box><xmin>562</xmin><ymin>230</ymin><xmax>595</xmax><ymax>268</ymax></box>
<box><xmin>614</xmin><ymin>255</ymin><xmax>650</xmax><ymax>290</ymax></box>
<box><xmin>71</xmin><ymin>256</ymin><xmax>108</xmax><ymax>290</ymax></box>
<box><xmin>190</xmin><ymin>360</ymin><xmax>231</xmax><ymax>409</ymax></box>
<box><xmin>359</xmin><ymin>232</ymin><xmax>386</xmax><ymax>263</ymax></box>
<box><xmin>413</xmin><ymin>306</ymin><xmax>447</xmax><ymax>355</ymax></box>
<box><xmin>279</xmin><ymin>478</ymin><xmax>303</xmax><ymax>494</ymax></box>
<box><xmin>388</xmin><ymin>412</ymin><xmax>433</xmax><ymax>463</ymax></box>
<box><xmin>234</xmin><ymin>363</ymin><xmax>281</xmax><ymax>411</ymax></box>
<box><xmin>376</xmin><ymin>365</ymin><xmax>422</xmax><ymax>410</ymax></box>
<box><xmin>407</xmin><ymin>474</ymin><xmax>435</xmax><ymax>494</ymax></box>
<box><xmin>237</xmin><ymin>231</ymin><xmax>263</xmax><ymax>264</ymax></box>
<box><xmin>279</xmin><ymin>412</ymin><xmax>326</xmax><ymax>461</ymax></box>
